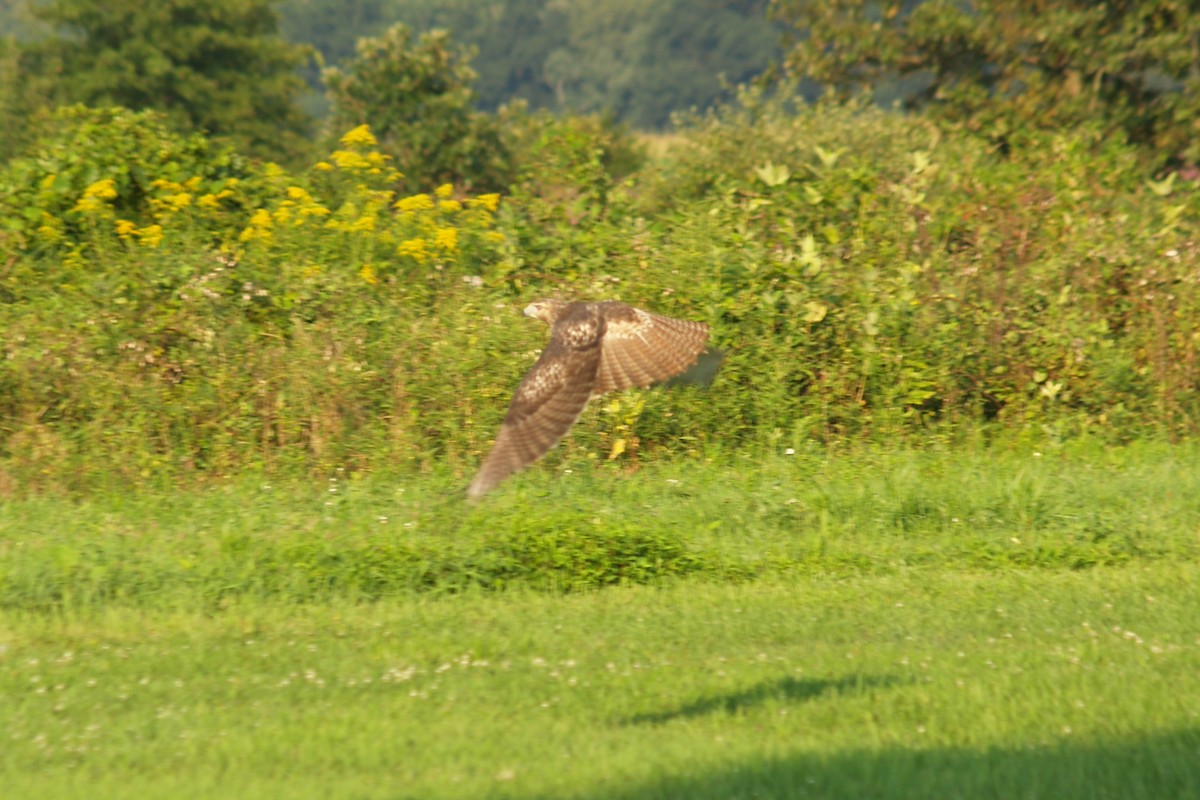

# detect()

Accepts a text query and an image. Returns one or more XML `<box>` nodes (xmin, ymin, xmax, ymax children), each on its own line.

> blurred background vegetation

<box><xmin>1</xmin><ymin>0</ymin><xmax>1198</xmax><ymax>494</ymax></box>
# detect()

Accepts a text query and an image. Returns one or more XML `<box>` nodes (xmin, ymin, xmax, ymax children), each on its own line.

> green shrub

<box><xmin>0</xmin><ymin>88</ymin><xmax>1197</xmax><ymax>493</ymax></box>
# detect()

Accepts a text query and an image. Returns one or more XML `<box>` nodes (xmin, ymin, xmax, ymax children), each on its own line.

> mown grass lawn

<box><xmin>2</xmin><ymin>443</ymin><xmax>1198</xmax><ymax>798</ymax></box>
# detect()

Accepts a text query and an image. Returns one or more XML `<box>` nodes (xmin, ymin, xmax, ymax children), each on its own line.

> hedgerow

<box><xmin>0</xmin><ymin>95</ymin><xmax>1197</xmax><ymax>493</ymax></box>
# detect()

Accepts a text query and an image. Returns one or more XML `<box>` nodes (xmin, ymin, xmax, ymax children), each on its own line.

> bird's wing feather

<box><xmin>593</xmin><ymin>303</ymin><xmax>710</xmax><ymax>394</ymax></box>
<box><xmin>467</xmin><ymin>319</ymin><xmax>602</xmax><ymax>500</ymax></box>
<box><xmin>468</xmin><ymin>302</ymin><xmax>712</xmax><ymax>499</ymax></box>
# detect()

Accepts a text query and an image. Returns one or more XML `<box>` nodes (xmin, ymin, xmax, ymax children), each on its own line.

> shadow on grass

<box><xmin>543</xmin><ymin>727</ymin><xmax>1200</xmax><ymax>800</ymax></box>
<box><xmin>622</xmin><ymin>674</ymin><xmax>898</xmax><ymax>726</ymax></box>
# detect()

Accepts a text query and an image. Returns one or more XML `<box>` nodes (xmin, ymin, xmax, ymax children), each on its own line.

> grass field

<box><xmin>2</xmin><ymin>442</ymin><xmax>1199</xmax><ymax>798</ymax></box>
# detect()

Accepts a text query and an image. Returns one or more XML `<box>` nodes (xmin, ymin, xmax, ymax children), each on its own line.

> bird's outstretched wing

<box><xmin>467</xmin><ymin>322</ymin><xmax>602</xmax><ymax>500</ymax></box>
<box><xmin>468</xmin><ymin>300</ymin><xmax>710</xmax><ymax>499</ymax></box>
<box><xmin>592</xmin><ymin>302</ymin><xmax>710</xmax><ymax>394</ymax></box>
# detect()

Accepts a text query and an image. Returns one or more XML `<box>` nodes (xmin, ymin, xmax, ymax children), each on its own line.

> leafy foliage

<box><xmin>770</xmin><ymin>0</ymin><xmax>1200</xmax><ymax>165</ymax></box>
<box><xmin>22</xmin><ymin>0</ymin><xmax>313</xmax><ymax>161</ymax></box>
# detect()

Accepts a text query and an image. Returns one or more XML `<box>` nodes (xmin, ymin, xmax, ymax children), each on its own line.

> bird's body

<box><xmin>467</xmin><ymin>299</ymin><xmax>710</xmax><ymax>499</ymax></box>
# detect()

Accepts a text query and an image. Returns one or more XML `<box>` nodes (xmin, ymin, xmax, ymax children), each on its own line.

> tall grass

<box><xmin>2</xmin><ymin>441</ymin><xmax>1196</xmax><ymax>612</ymax></box>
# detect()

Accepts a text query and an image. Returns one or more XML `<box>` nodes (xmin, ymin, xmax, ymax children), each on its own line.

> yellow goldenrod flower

<box><xmin>433</xmin><ymin>226</ymin><xmax>458</xmax><ymax>251</ymax></box>
<box><xmin>397</xmin><ymin>238</ymin><xmax>430</xmax><ymax>261</ymax></box>
<box><xmin>136</xmin><ymin>224</ymin><xmax>164</xmax><ymax>248</ymax></box>
<box><xmin>340</xmin><ymin>125</ymin><xmax>378</xmax><ymax>148</ymax></box>
<box><xmin>197</xmin><ymin>193</ymin><xmax>222</xmax><ymax>209</ymax></box>
<box><xmin>359</xmin><ymin>264</ymin><xmax>378</xmax><ymax>284</ymax></box>
<box><xmin>239</xmin><ymin>208</ymin><xmax>274</xmax><ymax>242</ymax></box>
<box><xmin>86</xmin><ymin>178</ymin><xmax>117</xmax><ymax>199</ymax></box>
<box><xmin>41</xmin><ymin>173</ymin><xmax>58</xmax><ymax>190</ymax></box>
<box><xmin>72</xmin><ymin>178</ymin><xmax>119</xmax><ymax>213</ymax></box>
<box><xmin>287</xmin><ymin>186</ymin><xmax>312</xmax><ymax>201</ymax></box>
<box><xmin>71</xmin><ymin>196</ymin><xmax>105</xmax><ymax>214</ymax></box>
<box><xmin>37</xmin><ymin>223</ymin><xmax>64</xmax><ymax>242</ymax></box>
<box><xmin>115</xmin><ymin>219</ymin><xmax>138</xmax><ymax>238</ymax></box>
<box><xmin>366</xmin><ymin>151</ymin><xmax>389</xmax><ymax>166</ymax></box>
<box><xmin>471</xmin><ymin>193</ymin><xmax>501</xmax><ymax>212</ymax></box>
<box><xmin>167</xmin><ymin>192</ymin><xmax>192</xmax><ymax>210</ymax></box>
<box><xmin>438</xmin><ymin>199</ymin><xmax>462</xmax><ymax>213</ymax></box>
<box><xmin>348</xmin><ymin>215</ymin><xmax>377</xmax><ymax>232</ymax></box>
<box><xmin>394</xmin><ymin>194</ymin><xmax>434</xmax><ymax>213</ymax></box>
<box><xmin>299</xmin><ymin>205</ymin><xmax>331</xmax><ymax>218</ymax></box>
<box><xmin>184</xmin><ymin>176</ymin><xmax>203</xmax><ymax>192</ymax></box>
<box><xmin>330</xmin><ymin>150</ymin><xmax>371</xmax><ymax>170</ymax></box>
<box><xmin>239</xmin><ymin>227</ymin><xmax>273</xmax><ymax>243</ymax></box>
<box><xmin>314</xmin><ymin>161</ymin><xmax>334</xmax><ymax>171</ymax></box>
<box><xmin>368</xmin><ymin>189</ymin><xmax>395</xmax><ymax>206</ymax></box>
<box><xmin>434</xmin><ymin>183</ymin><xmax>454</xmax><ymax>199</ymax></box>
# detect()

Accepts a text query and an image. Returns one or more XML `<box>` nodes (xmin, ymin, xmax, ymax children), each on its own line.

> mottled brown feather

<box><xmin>592</xmin><ymin>302</ymin><xmax>710</xmax><ymax>394</ymax></box>
<box><xmin>467</xmin><ymin>299</ymin><xmax>711</xmax><ymax>499</ymax></box>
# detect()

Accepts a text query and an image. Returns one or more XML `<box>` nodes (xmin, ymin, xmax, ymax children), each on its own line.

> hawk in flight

<box><xmin>468</xmin><ymin>299</ymin><xmax>711</xmax><ymax>499</ymax></box>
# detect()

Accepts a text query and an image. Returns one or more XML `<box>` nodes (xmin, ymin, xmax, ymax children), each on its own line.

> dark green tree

<box><xmin>24</xmin><ymin>0</ymin><xmax>312</xmax><ymax>161</ymax></box>
<box><xmin>323</xmin><ymin>23</ymin><xmax>511</xmax><ymax>191</ymax></box>
<box><xmin>770</xmin><ymin>0</ymin><xmax>1200</xmax><ymax>164</ymax></box>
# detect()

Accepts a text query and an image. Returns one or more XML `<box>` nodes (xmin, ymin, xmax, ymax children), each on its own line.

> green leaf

<box><xmin>754</xmin><ymin>161</ymin><xmax>791</xmax><ymax>187</ymax></box>
<box><xmin>1146</xmin><ymin>173</ymin><xmax>1176</xmax><ymax>197</ymax></box>
<box><xmin>813</xmin><ymin>145</ymin><xmax>843</xmax><ymax>169</ymax></box>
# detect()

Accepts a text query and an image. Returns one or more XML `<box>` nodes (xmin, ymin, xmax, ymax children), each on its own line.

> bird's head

<box><xmin>522</xmin><ymin>298</ymin><xmax>569</xmax><ymax>325</ymax></box>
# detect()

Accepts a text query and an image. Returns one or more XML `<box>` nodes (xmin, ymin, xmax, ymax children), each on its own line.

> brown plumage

<box><xmin>467</xmin><ymin>299</ymin><xmax>710</xmax><ymax>499</ymax></box>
